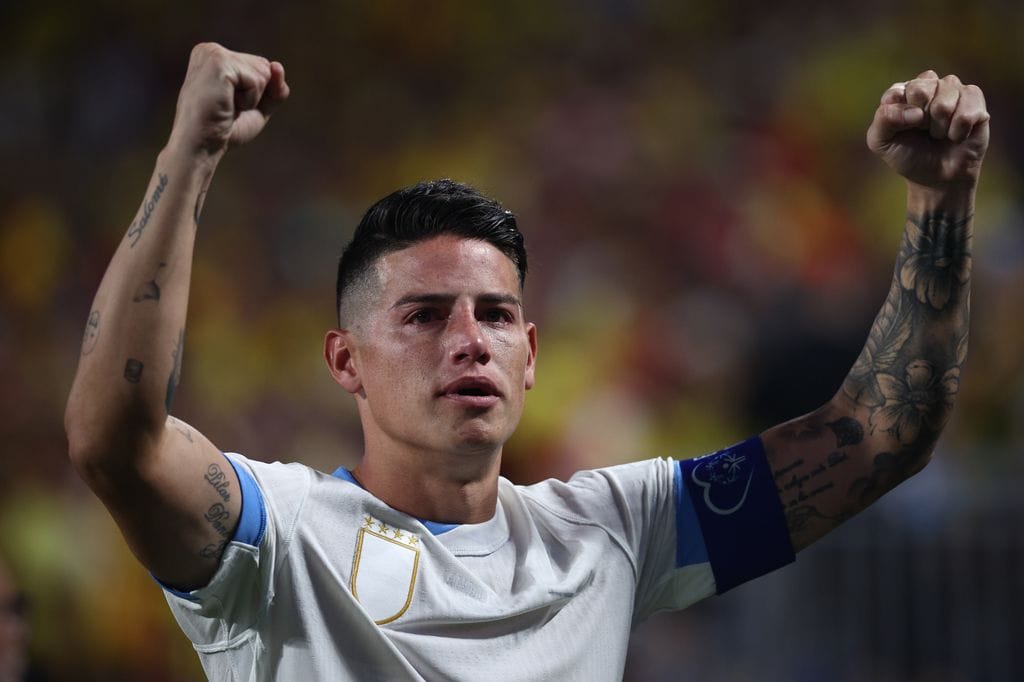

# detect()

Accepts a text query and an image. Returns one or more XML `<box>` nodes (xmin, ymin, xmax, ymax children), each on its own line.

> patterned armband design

<box><xmin>679</xmin><ymin>437</ymin><xmax>794</xmax><ymax>593</ymax></box>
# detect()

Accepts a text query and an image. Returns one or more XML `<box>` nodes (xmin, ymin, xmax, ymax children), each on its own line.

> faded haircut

<box><xmin>335</xmin><ymin>179</ymin><xmax>527</xmax><ymax>326</ymax></box>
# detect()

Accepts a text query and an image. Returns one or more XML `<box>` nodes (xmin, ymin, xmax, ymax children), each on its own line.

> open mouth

<box><xmin>441</xmin><ymin>377</ymin><xmax>502</xmax><ymax>406</ymax></box>
<box><xmin>456</xmin><ymin>387</ymin><xmax>490</xmax><ymax>397</ymax></box>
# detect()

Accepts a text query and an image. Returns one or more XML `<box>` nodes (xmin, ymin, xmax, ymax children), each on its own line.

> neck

<box><xmin>352</xmin><ymin>443</ymin><xmax>502</xmax><ymax>524</ymax></box>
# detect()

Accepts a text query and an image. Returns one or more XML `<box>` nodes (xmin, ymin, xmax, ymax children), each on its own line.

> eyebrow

<box><xmin>391</xmin><ymin>293</ymin><xmax>523</xmax><ymax>309</ymax></box>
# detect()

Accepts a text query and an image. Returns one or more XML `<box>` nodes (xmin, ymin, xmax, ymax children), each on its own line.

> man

<box><xmin>64</xmin><ymin>43</ymin><xmax>987</xmax><ymax>679</ymax></box>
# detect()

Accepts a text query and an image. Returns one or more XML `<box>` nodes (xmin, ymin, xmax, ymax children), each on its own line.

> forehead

<box><xmin>376</xmin><ymin>235</ymin><xmax>520</xmax><ymax>301</ymax></box>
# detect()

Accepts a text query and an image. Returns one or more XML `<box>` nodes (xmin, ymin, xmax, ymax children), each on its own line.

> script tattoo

<box><xmin>204</xmin><ymin>463</ymin><xmax>232</xmax><ymax>502</ymax></box>
<box><xmin>772</xmin><ymin>415</ymin><xmax>858</xmax><ymax>541</ymax></box>
<box><xmin>204</xmin><ymin>502</ymin><xmax>232</xmax><ymax>538</ymax></box>
<box><xmin>81</xmin><ymin>310</ymin><xmax>101</xmax><ymax>355</ymax></box>
<box><xmin>786</xmin><ymin>505</ymin><xmax>850</xmax><ymax>534</ymax></box>
<box><xmin>165</xmin><ymin>329</ymin><xmax>184</xmax><ymax>412</ymax></box>
<box><xmin>199</xmin><ymin>502</ymin><xmax>232</xmax><ymax>560</ymax></box>
<box><xmin>126</xmin><ymin>173</ymin><xmax>168</xmax><ymax>247</ymax></box>
<box><xmin>200</xmin><ymin>541</ymin><xmax>227</xmax><ymax>560</ymax></box>
<box><xmin>132</xmin><ymin>262</ymin><xmax>166</xmax><ymax>302</ymax></box>
<box><xmin>123</xmin><ymin>358</ymin><xmax>144</xmax><ymax>383</ymax></box>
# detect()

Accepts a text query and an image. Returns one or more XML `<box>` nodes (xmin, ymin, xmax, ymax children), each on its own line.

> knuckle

<box><xmin>931</xmin><ymin>101</ymin><xmax>953</xmax><ymax>118</ymax></box>
<box><xmin>193</xmin><ymin>42</ymin><xmax>219</xmax><ymax>56</ymax></box>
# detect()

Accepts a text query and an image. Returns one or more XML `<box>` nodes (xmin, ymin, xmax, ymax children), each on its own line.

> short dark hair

<box><xmin>336</xmin><ymin>179</ymin><xmax>527</xmax><ymax>324</ymax></box>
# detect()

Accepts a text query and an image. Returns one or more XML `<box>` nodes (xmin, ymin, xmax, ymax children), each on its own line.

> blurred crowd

<box><xmin>2</xmin><ymin>1</ymin><xmax>1023</xmax><ymax>679</ymax></box>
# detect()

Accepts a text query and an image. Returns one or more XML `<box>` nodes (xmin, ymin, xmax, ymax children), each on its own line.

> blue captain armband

<box><xmin>678</xmin><ymin>437</ymin><xmax>794</xmax><ymax>593</ymax></box>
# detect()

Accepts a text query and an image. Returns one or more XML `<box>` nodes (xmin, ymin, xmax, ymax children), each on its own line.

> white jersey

<box><xmin>163</xmin><ymin>439</ymin><xmax>792</xmax><ymax>680</ymax></box>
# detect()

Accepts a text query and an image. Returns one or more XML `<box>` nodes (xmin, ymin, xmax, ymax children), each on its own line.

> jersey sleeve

<box><xmin>161</xmin><ymin>452</ymin><xmax>313</xmax><ymax>649</ymax></box>
<box><xmin>550</xmin><ymin>437</ymin><xmax>794</xmax><ymax>622</ymax></box>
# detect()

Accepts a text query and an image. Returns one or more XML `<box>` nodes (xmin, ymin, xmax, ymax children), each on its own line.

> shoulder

<box><xmin>506</xmin><ymin>457</ymin><xmax>678</xmax><ymax>523</ymax></box>
<box><xmin>517</xmin><ymin>458</ymin><xmax>677</xmax><ymax>500</ymax></box>
<box><xmin>221</xmin><ymin>453</ymin><xmax>326</xmax><ymax>529</ymax></box>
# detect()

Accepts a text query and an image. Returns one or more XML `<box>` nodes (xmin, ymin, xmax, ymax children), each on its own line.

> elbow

<box><xmin>64</xmin><ymin>401</ymin><xmax>112</xmax><ymax>482</ymax></box>
<box><xmin>64</xmin><ymin>395</ymin><xmax>161</xmax><ymax>485</ymax></box>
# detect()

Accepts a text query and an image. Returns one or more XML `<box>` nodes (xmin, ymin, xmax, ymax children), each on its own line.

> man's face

<box><xmin>337</xmin><ymin>235</ymin><xmax>537</xmax><ymax>461</ymax></box>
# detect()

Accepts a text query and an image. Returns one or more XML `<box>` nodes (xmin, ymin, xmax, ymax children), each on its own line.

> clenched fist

<box><xmin>866</xmin><ymin>71</ymin><xmax>989</xmax><ymax>192</ymax></box>
<box><xmin>167</xmin><ymin>43</ymin><xmax>290</xmax><ymax>158</ymax></box>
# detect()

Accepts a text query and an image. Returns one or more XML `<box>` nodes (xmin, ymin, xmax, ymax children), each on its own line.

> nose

<box><xmin>446</xmin><ymin>308</ymin><xmax>491</xmax><ymax>365</ymax></box>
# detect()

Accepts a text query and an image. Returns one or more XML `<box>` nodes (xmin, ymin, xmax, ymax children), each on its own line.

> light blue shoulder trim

<box><xmin>674</xmin><ymin>460</ymin><xmax>710</xmax><ymax>568</ymax></box>
<box><xmin>226</xmin><ymin>453</ymin><xmax>267</xmax><ymax>548</ymax></box>
<box><xmin>331</xmin><ymin>466</ymin><xmax>459</xmax><ymax>535</ymax></box>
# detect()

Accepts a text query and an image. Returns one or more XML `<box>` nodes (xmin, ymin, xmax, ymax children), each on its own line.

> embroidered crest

<box><xmin>689</xmin><ymin>448</ymin><xmax>755</xmax><ymax>515</ymax></box>
<box><xmin>350</xmin><ymin>516</ymin><xmax>421</xmax><ymax>624</ymax></box>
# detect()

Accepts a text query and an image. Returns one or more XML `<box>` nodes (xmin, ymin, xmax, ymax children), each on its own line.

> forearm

<box><xmin>839</xmin><ymin>183</ymin><xmax>972</xmax><ymax>463</ymax></box>
<box><xmin>765</xmin><ymin>184</ymin><xmax>973</xmax><ymax>550</ymax></box>
<box><xmin>65</xmin><ymin>145</ymin><xmax>219</xmax><ymax>462</ymax></box>
<box><xmin>763</xmin><ymin>72</ymin><xmax>986</xmax><ymax>552</ymax></box>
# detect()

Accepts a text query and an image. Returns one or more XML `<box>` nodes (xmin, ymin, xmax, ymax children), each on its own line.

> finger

<box><xmin>928</xmin><ymin>75</ymin><xmax>962</xmax><ymax>140</ymax></box>
<box><xmin>880</xmin><ymin>82</ymin><xmax>907</xmax><ymax>105</ymax></box>
<box><xmin>258</xmin><ymin>61</ymin><xmax>290</xmax><ymax>118</ymax></box>
<box><xmin>948</xmin><ymin>83</ymin><xmax>990</xmax><ymax>143</ymax></box>
<box><xmin>905</xmin><ymin>76</ymin><xmax>938</xmax><ymax>115</ymax></box>
<box><xmin>866</xmin><ymin>103</ymin><xmax>925</xmax><ymax>151</ymax></box>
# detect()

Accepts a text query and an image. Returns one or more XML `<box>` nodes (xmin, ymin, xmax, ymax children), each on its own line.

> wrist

<box><xmin>905</xmin><ymin>180</ymin><xmax>977</xmax><ymax>217</ymax></box>
<box><xmin>157</xmin><ymin>141</ymin><xmax>222</xmax><ymax>189</ymax></box>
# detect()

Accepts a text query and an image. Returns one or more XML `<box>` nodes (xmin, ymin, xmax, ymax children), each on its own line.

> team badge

<box><xmin>689</xmin><ymin>447</ymin><xmax>754</xmax><ymax>515</ymax></box>
<box><xmin>350</xmin><ymin>516</ymin><xmax>421</xmax><ymax>624</ymax></box>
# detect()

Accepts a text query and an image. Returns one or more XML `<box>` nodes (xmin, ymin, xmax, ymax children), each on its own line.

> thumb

<box><xmin>866</xmin><ymin>103</ymin><xmax>925</xmax><ymax>152</ymax></box>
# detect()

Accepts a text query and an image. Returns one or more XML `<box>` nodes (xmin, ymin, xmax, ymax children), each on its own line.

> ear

<box><xmin>324</xmin><ymin>328</ymin><xmax>362</xmax><ymax>394</ymax></box>
<box><xmin>524</xmin><ymin>322</ymin><xmax>538</xmax><ymax>390</ymax></box>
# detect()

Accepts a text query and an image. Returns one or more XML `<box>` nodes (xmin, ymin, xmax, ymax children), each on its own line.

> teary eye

<box><xmin>482</xmin><ymin>308</ymin><xmax>513</xmax><ymax>324</ymax></box>
<box><xmin>409</xmin><ymin>309</ymin><xmax>440</xmax><ymax>324</ymax></box>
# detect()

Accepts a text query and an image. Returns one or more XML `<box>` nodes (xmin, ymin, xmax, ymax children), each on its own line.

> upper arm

<box><xmin>78</xmin><ymin>415</ymin><xmax>243</xmax><ymax>591</ymax></box>
<box><xmin>761</xmin><ymin>395</ymin><xmax>929</xmax><ymax>552</ymax></box>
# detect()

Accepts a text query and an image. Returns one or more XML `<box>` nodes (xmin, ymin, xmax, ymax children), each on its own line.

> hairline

<box><xmin>337</xmin><ymin>235</ymin><xmax>526</xmax><ymax>328</ymax></box>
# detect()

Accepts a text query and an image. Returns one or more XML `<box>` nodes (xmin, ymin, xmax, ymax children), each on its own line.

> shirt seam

<box><xmin>516</xmin><ymin>491</ymin><xmax>640</xmax><ymax>581</ymax></box>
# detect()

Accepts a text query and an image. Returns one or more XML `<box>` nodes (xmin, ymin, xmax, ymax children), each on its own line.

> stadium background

<box><xmin>2</xmin><ymin>1</ymin><xmax>1023</xmax><ymax>679</ymax></box>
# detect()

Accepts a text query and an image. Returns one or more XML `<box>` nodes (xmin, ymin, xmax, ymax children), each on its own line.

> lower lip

<box><xmin>442</xmin><ymin>394</ymin><xmax>500</xmax><ymax>408</ymax></box>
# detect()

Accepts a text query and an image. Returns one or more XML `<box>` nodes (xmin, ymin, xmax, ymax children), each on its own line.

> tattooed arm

<box><xmin>64</xmin><ymin>44</ymin><xmax>289</xmax><ymax>589</ymax></box>
<box><xmin>761</xmin><ymin>72</ymin><xmax>989</xmax><ymax>552</ymax></box>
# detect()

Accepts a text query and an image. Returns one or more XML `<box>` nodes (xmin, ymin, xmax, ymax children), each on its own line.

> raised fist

<box><xmin>866</xmin><ymin>71</ymin><xmax>989</xmax><ymax>192</ymax></box>
<box><xmin>167</xmin><ymin>43</ymin><xmax>290</xmax><ymax>157</ymax></box>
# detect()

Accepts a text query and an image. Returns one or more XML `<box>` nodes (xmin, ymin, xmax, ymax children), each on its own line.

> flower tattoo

<box><xmin>899</xmin><ymin>214</ymin><xmax>971</xmax><ymax>311</ymax></box>
<box><xmin>871</xmin><ymin>359</ymin><xmax>959</xmax><ymax>445</ymax></box>
<box><xmin>844</xmin><ymin>290</ymin><xmax>912</xmax><ymax>408</ymax></box>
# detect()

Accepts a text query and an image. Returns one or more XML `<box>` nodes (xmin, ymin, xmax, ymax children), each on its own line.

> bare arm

<box><xmin>64</xmin><ymin>43</ymin><xmax>289</xmax><ymax>590</ymax></box>
<box><xmin>760</xmin><ymin>72</ymin><xmax>989</xmax><ymax>552</ymax></box>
